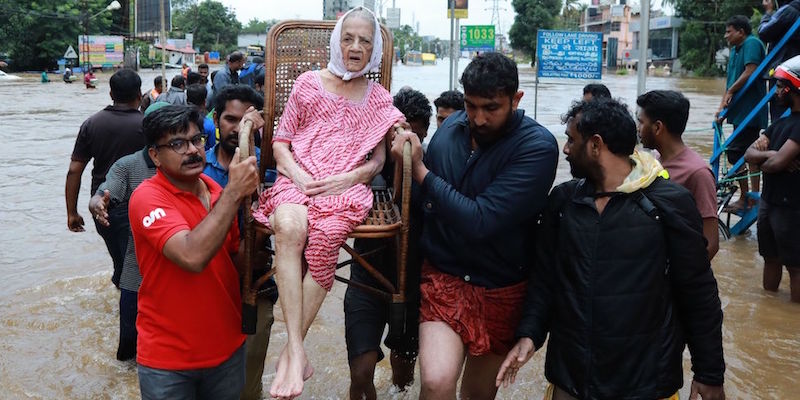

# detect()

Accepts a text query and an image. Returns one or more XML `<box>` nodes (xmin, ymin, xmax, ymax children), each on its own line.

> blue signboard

<box><xmin>536</xmin><ymin>30</ymin><xmax>603</xmax><ymax>79</ymax></box>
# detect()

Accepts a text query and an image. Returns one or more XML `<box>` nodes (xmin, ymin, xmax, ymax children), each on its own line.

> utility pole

<box><xmin>160</xmin><ymin>0</ymin><xmax>166</xmax><ymax>88</ymax></box>
<box><xmin>83</xmin><ymin>0</ymin><xmax>90</xmax><ymax>79</ymax></box>
<box><xmin>637</xmin><ymin>0</ymin><xmax>650</xmax><ymax>96</ymax></box>
<box><xmin>449</xmin><ymin>0</ymin><xmax>456</xmax><ymax>90</ymax></box>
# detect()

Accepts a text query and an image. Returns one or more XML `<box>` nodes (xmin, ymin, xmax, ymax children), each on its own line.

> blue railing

<box><xmin>711</xmin><ymin>16</ymin><xmax>800</xmax><ymax>235</ymax></box>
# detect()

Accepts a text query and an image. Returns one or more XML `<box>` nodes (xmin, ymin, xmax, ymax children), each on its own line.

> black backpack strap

<box><xmin>633</xmin><ymin>190</ymin><xmax>662</xmax><ymax>222</ymax></box>
<box><xmin>633</xmin><ymin>189</ymin><xmax>670</xmax><ymax>275</ymax></box>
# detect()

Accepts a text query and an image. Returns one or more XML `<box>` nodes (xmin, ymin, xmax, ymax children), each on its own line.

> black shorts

<box><xmin>727</xmin><ymin>125</ymin><xmax>761</xmax><ymax>165</ymax></box>
<box><xmin>344</xmin><ymin>238</ymin><xmax>420</xmax><ymax>362</ymax></box>
<box><xmin>757</xmin><ymin>201</ymin><xmax>800</xmax><ymax>266</ymax></box>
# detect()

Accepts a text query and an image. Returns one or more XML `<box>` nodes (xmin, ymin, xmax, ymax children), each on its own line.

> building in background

<box><xmin>579</xmin><ymin>0</ymin><xmax>639</xmax><ymax>68</ymax></box>
<box><xmin>630</xmin><ymin>16</ymin><xmax>683</xmax><ymax>65</ymax></box>
<box><xmin>323</xmin><ymin>0</ymin><xmax>375</xmax><ymax>20</ymax></box>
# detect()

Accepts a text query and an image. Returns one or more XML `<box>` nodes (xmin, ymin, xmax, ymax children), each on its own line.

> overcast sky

<box><xmin>219</xmin><ymin>0</ymin><xmax>671</xmax><ymax>40</ymax></box>
<box><xmin>221</xmin><ymin>0</ymin><xmax>522</xmax><ymax>39</ymax></box>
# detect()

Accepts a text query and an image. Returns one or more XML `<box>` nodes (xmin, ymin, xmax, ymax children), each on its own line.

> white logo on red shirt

<box><xmin>142</xmin><ymin>208</ymin><xmax>166</xmax><ymax>227</ymax></box>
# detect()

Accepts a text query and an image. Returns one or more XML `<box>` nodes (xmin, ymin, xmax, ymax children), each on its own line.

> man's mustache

<box><xmin>182</xmin><ymin>155</ymin><xmax>204</xmax><ymax>165</ymax></box>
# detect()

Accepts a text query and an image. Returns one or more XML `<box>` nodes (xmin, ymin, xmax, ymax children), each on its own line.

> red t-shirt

<box><xmin>129</xmin><ymin>171</ymin><xmax>245</xmax><ymax>370</ymax></box>
<box><xmin>661</xmin><ymin>147</ymin><xmax>718</xmax><ymax>220</ymax></box>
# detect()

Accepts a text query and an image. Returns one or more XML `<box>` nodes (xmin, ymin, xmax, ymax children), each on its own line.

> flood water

<box><xmin>0</xmin><ymin>60</ymin><xmax>798</xmax><ymax>399</ymax></box>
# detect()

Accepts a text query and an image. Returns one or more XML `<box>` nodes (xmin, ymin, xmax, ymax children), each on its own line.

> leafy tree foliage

<box><xmin>172</xmin><ymin>0</ymin><xmax>241</xmax><ymax>54</ymax></box>
<box><xmin>508</xmin><ymin>0</ymin><xmax>562</xmax><ymax>57</ymax></box>
<box><xmin>0</xmin><ymin>0</ymin><xmax>118</xmax><ymax>70</ymax></box>
<box><xmin>668</xmin><ymin>0</ymin><xmax>760</xmax><ymax>75</ymax></box>
<box><xmin>392</xmin><ymin>25</ymin><xmax>422</xmax><ymax>60</ymax></box>
<box><xmin>242</xmin><ymin>18</ymin><xmax>278</xmax><ymax>34</ymax></box>
<box><xmin>557</xmin><ymin>0</ymin><xmax>585</xmax><ymax>31</ymax></box>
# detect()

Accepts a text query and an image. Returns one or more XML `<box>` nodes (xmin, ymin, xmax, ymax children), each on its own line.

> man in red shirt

<box><xmin>637</xmin><ymin>90</ymin><xmax>720</xmax><ymax>260</ymax></box>
<box><xmin>128</xmin><ymin>104</ymin><xmax>259</xmax><ymax>399</ymax></box>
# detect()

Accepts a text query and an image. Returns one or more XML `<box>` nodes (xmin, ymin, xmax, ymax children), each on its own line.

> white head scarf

<box><xmin>327</xmin><ymin>7</ymin><xmax>383</xmax><ymax>81</ymax></box>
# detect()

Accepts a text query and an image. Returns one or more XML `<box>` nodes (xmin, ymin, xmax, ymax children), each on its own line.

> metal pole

<box><xmin>637</xmin><ymin>0</ymin><xmax>650</xmax><ymax>96</ymax></box>
<box><xmin>159</xmin><ymin>0</ymin><xmax>166</xmax><ymax>88</ymax></box>
<box><xmin>449</xmin><ymin>0</ymin><xmax>455</xmax><ymax>90</ymax></box>
<box><xmin>83</xmin><ymin>0</ymin><xmax>89</xmax><ymax>79</ymax></box>
<box><xmin>454</xmin><ymin>19</ymin><xmax>460</xmax><ymax>89</ymax></box>
<box><xmin>534</xmin><ymin>59</ymin><xmax>539</xmax><ymax>120</ymax></box>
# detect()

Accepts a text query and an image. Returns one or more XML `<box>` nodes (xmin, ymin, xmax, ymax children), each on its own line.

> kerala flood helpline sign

<box><xmin>536</xmin><ymin>30</ymin><xmax>602</xmax><ymax>80</ymax></box>
<box><xmin>460</xmin><ymin>25</ymin><xmax>495</xmax><ymax>52</ymax></box>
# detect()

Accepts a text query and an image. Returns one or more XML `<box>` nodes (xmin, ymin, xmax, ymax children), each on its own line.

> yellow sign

<box><xmin>447</xmin><ymin>0</ymin><xmax>468</xmax><ymax>19</ymax></box>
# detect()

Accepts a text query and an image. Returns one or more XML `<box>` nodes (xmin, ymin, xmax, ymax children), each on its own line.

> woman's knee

<box><xmin>273</xmin><ymin>211</ymin><xmax>308</xmax><ymax>246</ymax></box>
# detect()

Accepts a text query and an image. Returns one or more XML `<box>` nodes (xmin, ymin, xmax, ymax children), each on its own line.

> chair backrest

<box><xmin>259</xmin><ymin>20</ymin><xmax>394</xmax><ymax>176</ymax></box>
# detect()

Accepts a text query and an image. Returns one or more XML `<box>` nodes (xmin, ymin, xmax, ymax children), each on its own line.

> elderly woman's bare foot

<box><xmin>275</xmin><ymin>347</ymin><xmax>314</xmax><ymax>380</ymax></box>
<box><xmin>270</xmin><ymin>345</ymin><xmax>310</xmax><ymax>399</ymax></box>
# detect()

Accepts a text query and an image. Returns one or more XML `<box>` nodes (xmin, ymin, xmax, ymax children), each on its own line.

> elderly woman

<box><xmin>253</xmin><ymin>7</ymin><xmax>404</xmax><ymax>399</ymax></box>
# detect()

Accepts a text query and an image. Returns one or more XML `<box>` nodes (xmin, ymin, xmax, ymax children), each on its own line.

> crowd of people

<box><xmin>61</xmin><ymin>4</ymin><xmax>800</xmax><ymax>400</ymax></box>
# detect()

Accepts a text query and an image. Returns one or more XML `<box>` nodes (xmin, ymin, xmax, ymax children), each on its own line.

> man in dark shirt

<box><xmin>498</xmin><ymin>98</ymin><xmax>725</xmax><ymax>400</ymax></box>
<box><xmin>391</xmin><ymin>52</ymin><xmax>558</xmax><ymax>399</ymax></box>
<box><xmin>65</xmin><ymin>68</ymin><xmax>144</xmax><ymax>288</ymax></box>
<box><xmin>745</xmin><ymin>55</ymin><xmax>800</xmax><ymax>303</ymax></box>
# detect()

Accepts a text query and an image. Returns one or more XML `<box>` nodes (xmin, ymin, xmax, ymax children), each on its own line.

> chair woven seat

<box><xmin>252</xmin><ymin>188</ymin><xmax>401</xmax><ymax>238</ymax></box>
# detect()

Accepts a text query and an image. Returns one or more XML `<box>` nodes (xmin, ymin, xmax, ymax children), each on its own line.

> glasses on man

<box><xmin>155</xmin><ymin>134</ymin><xmax>206</xmax><ymax>154</ymax></box>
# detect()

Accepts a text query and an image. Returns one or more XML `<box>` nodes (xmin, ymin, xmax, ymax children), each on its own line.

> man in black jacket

<box><xmin>497</xmin><ymin>99</ymin><xmax>726</xmax><ymax>400</ymax></box>
<box><xmin>392</xmin><ymin>52</ymin><xmax>559</xmax><ymax>399</ymax></box>
<box><xmin>759</xmin><ymin>0</ymin><xmax>800</xmax><ymax>122</ymax></box>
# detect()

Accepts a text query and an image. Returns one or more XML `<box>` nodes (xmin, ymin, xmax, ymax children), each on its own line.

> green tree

<box><xmin>558</xmin><ymin>0</ymin><xmax>585</xmax><ymax>31</ymax></box>
<box><xmin>0</xmin><ymin>0</ymin><xmax>117</xmax><ymax>70</ymax></box>
<box><xmin>242</xmin><ymin>18</ymin><xmax>278</xmax><ymax>34</ymax></box>
<box><xmin>172</xmin><ymin>0</ymin><xmax>242</xmax><ymax>54</ymax></box>
<box><xmin>392</xmin><ymin>25</ymin><xmax>421</xmax><ymax>60</ymax></box>
<box><xmin>508</xmin><ymin>0</ymin><xmax>562</xmax><ymax>57</ymax></box>
<box><xmin>666</xmin><ymin>0</ymin><xmax>759</xmax><ymax>75</ymax></box>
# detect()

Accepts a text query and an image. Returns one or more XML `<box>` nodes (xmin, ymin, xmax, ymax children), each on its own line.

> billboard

<box><xmin>78</xmin><ymin>35</ymin><xmax>124</xmax><ymax>68</ymax></box>
<box><xmin>447</xmin><ymin>0</ymin><xmax>468</xmax><ymax>19</ymax></box>
<box><xmin>536</xmin><ymin>30</ymin><xmax>603</xmax><ymax>79</ymax></box>
<box><xmin>460</xmin><ymin>25</ymin><xmax>495</xmax><ymax>52</ymax></box>
<box><xmin>136</xmin><ymin>0</ymin><xmax>172</xmax><ymax>35</ymax></box>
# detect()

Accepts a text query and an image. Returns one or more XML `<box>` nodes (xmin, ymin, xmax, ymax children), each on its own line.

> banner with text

<box><xmin>536</xmin><ymin>30</ymin><xmax>602</xmax><ymax>79</ymax></box>
<box><xmin>78</xmin><ymin>35</ymin><xmax>124</xmax><ymax>68</ymax></box>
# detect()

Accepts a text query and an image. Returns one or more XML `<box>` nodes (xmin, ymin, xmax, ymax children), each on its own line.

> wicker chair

<box><xmin>238</xmin><ymin>20</ymin><xmax>412</xmax><ymax>336</ymax></box>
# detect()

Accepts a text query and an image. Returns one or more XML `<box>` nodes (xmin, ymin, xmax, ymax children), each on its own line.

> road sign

<box><xmin>387</xmin><ymin>8</ymin><xmax>401</xmax><ymax>29</ymax></box>
<box><xmin>460</xmin><ymin>25</ymin><xmax>495</xmax><ymax>52</ymax></box>
<box><xmin>447</xmin><ymin>0</ymin><xmax>468</xmax><ymax>19</ymax></box>
<box><xmin>536</xmin><ymin>30</ymin><xmax>603</xmax><ymax>79</ymax></box>
<box><xmin>64</xmin><ymin>45</ymin><xmax>78</xmax><ymax>59</ymax></box>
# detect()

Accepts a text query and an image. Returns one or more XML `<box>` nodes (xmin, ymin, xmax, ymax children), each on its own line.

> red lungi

<box><xmin>419</xmin><ymin>261</ymin><xmax>527</xmax><ymax>356</ymax></box>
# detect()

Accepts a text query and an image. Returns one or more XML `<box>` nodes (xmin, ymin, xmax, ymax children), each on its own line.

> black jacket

<box><xmin>759</xmin><ymin>0</ymin><xmax>800</xmax><ymax>76</ymax></box>
<box><xmin>419</xmin><ymin>110</ymin><xmax>558</xmax><ymax>288</ymax></box>
<box><xmin>516</xmin><ymin>178</ymin><xmax>725</xmax><ymax>400</ymax></box>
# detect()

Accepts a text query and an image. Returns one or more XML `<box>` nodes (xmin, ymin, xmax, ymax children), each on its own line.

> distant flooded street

<box><xmin>0</xmin><ymin>60</ymin><xmax>797</xmax><ymax>399</ymax></box>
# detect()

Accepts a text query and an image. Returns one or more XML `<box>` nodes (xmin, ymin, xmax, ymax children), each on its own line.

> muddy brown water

<box><xmin>0</xmin><ymin>61</ymin><xmax>797</xmax><ymax>399</ymax></box>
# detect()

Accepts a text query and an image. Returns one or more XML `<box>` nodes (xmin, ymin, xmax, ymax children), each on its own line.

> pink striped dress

<box><xmin>254</xmin><ymin>71</ymin><xmax>404</xmax><ymax>291</ymax></box>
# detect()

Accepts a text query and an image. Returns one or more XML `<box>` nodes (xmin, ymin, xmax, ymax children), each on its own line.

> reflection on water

<box><xmin>0</xmin><ymin>62</ymin><xmax>797</xmax><ymax>399</ymax></box>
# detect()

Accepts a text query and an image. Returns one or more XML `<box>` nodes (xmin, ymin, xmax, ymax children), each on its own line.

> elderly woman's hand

<box><xmin>304</xmin><ymin>171</ymin><xmax>359</xmax><ymax>197</ymax></box>
<box><xmin>290</xmin><ymin>168</ymin><xmax>315</xmax><ymax>194</ymax></box>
